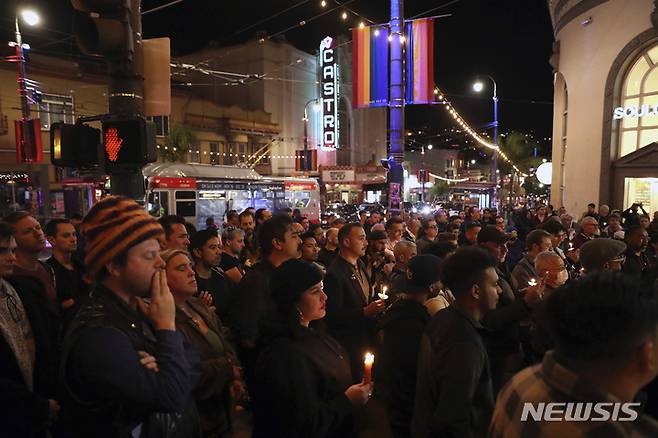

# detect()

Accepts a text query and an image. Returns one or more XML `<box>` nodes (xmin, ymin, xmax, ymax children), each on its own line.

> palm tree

<box><xmin>429</xmin><ymin>181</ymin><xmax>451</xmax><ymax>201</ymax></box>
<box><xmin>160</xmin><ymin>125</ymin><xmax>197</xmax><ymax>162</ymax></box>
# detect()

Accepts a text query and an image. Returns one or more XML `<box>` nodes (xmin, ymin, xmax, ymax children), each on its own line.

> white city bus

<box><xmin>143</xmin><ymin>163</ymin><xmax>320</xmax><ymax>229</ymax></box>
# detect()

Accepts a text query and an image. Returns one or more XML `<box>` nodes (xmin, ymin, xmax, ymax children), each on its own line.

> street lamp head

<box><xmin>470</xmin><ymin>159</ymin><xmax>476</xmax><ymax>164</ymax></box>
<box><xmin>20</xmin><ymin>9</ymin><xmax>40</xmax><ymax>26</ymax></box>
<box><xmin>427</xmin><ymin>144</ymin><xmax>433</xmax><ymax>150</ymax></box>
<box><xmin>473</xmin><ymin>81</ymin><xmax>484</xmax><ymax>93</ymax></box>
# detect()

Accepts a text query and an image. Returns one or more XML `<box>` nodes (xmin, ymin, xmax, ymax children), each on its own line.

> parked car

<box><xmin>411</xmin><ymin>202</ymin><xmax>434</xmax><ymax>216</ymax></box>
<box><xmin>322</xmin><ymin>202</ymin><xmax>358</xmax><ymax>226</ymax></box>
<box><xmin>358</xmin><ymin>202</ymin><xmax>386</xmax><ymax>216</ymax></box>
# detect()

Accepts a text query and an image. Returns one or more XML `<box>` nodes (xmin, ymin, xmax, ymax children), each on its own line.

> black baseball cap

<box><xmin>477</xmin><ymin>225</ymin><xmax>509</xmax><ymax>245</ymax></box>
<box><xmin>368</xmin><ymin>229</ymin><xmax>387</xmax><ymax>241</ymax></box>
<box><xmin>403</xmin><ymin>255</ymin><xmax>443</xmax><ymax>294</ymax></box>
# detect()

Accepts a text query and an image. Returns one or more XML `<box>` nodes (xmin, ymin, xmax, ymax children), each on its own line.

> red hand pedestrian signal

<box><xmin>105</xmin><ymin>127</ymin><xmax>123</xmax><ymax>162</ymax></box>
<box><xmin>101</xmin><ymin>117</ymin><xmax>157</xmax><ymax>172</ymax></box>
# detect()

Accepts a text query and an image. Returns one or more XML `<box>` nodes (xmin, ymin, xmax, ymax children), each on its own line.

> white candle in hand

<box><xmin>378</xmin><ymin>286</ymin><xmax>388</xmax><ymax>301</ymax></box>
<box><xmin>363</xmin><ymin>352</ymin><xmax>374</xmax><ymax>384</ymax></box>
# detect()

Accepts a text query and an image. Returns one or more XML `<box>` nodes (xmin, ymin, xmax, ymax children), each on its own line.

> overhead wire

<box><xmin>266</xmin><ymin>0</ymin><xmax>357</xmax><ymax>40</ymax></box>
<box><xmin>229</xmin><ymin>0</ymin><xmax>312</xmax><ymax>38</ymax></box>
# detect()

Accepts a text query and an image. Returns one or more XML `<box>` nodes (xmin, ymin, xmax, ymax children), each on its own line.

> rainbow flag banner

<box><xmin>352</xmin><ymin>26</ymin><xmax>389</xmax><ymax>108</ymax></box>
<box><xmin>405</xmin><ymin>18</ymin><xmax>435</xmax><ymax>104</ymax></box>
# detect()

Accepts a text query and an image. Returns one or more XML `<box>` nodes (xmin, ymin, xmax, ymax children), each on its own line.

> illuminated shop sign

<box><xmin>320</xmin><ymin>36</ymin><xmax>340</xmax><ymax>149</ymax></box>
<box><xmin>613</xmin><ymin>104</ymin><xmax>658</xmax><ymax>120</ymax></box>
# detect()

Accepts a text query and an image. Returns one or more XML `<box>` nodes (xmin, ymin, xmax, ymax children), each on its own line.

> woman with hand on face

<box><xmin>252</xmin><ymin>259</ymin><xmax>373</xmax><ymax>438</ymax></box>
<box><xmin>161</xmin><ymin>249</ymin><xmax>243</xmax><ymax>438</ymax></box>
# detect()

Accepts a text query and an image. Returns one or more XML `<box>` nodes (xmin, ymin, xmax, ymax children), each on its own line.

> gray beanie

<box><xmin>580</xmin><ymin>238</ymin><xmax>627</xmax><ymax>272</ymax></box>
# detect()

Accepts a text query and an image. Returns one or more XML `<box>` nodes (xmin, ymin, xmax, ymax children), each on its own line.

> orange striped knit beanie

<box><xmin>81</xmin><ymin>196</ymin><xmax>164</xmax><ymax>280</ymax></box>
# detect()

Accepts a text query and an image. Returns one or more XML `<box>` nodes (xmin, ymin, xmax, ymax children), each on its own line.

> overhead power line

<box><xmin>230</xmin><ymin>0</ymin><xmax>312</xmax><ymax>38</ymax></box>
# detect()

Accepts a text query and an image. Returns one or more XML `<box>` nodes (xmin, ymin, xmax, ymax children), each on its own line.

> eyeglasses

<box><xmin>543</xmin><ymin>266</ymin><xmax>567</xmax><ymax>273</ymax></box>
<box><xmin>0</xmin><ymin>286</ymin><xmax>23</xmax><ymax>324</ymax></box>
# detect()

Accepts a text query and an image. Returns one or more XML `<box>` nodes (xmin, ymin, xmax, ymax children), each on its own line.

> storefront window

<box><xmin>619</xmin><ymin>45</ymin><xmax>658</xmax><ymax>157</ymax></box>
<box><xmin>623</xmin><ymin>177</ymin><xmax>658</xmax><ymax>211</ymax></box>
<box><xmin>39</xmin><ymin>93</ymin><xmax>74</xmax><ymax>131</ymax></box>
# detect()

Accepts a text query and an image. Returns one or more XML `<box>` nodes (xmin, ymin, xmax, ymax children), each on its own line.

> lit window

<box><xmin>146</xmin><ymin>116</ymin><xmax>169</xmax><ymax>137</ymax></box>
<box><xmin>39</xmin><ymin>94</ymin><xmax>74</xmax><ymax>131</ymax></box>
<box><xmin>618</xmin><ymin>45</ymin><xmax>658</xmax><ymax>157</ymax></box>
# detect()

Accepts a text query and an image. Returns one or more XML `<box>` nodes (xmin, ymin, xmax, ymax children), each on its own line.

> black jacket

<box><xmin>231</xmin><ymin>260</ymin><xmax>277</xmax><ymax>348</ymax></box>
<box><xmin>482</xmin><ymin>265</ymin><xmax>529</xmax><ymax>392</ymax></box>
<box><xmin>376</xmin><ymin>299</ymin><xmax>431</xmax><ymax>437</ymax></box>
<box><xmin>0</xmin><ymin>276</ymin><xmax>60</xmax><ymax>438</ymax></box>
<box><xmin>60</xmin><ymin>285</ymin><xmax>201</xmax><ymax>438</ymax></box>
<box><xmin>412</xmin><ymin>306</ymin><xmax>494</xmax><ymax>438</ymax></box>
<box><xmin>252</xmin><ymin>319</ymin><xmax>355</xmax><ymax>438</ymax></box>
<box><xmin>318</xmin><ymin>247</ymin><xmax>338</xmax><ymax>268</ymax></box>
<box><xmin>323</xmin><ymin>255</ymin><xmax>374</xmax><ymax>380</ymax></box>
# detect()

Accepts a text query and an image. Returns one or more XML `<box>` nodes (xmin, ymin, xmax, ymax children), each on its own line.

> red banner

<box><xmin>151</xmin><ymin>177</ymin><xmax>196</xmax><ymax>189</ymax></box>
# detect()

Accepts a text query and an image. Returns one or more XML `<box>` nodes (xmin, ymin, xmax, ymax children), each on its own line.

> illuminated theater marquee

<box><xmin>320</xmin><ymin>36</ymin><xmax>339</xmax><ymax>149</ymax></box>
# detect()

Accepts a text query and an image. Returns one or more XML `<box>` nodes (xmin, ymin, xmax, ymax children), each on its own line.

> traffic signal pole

<box><xmin>108</xmin><ymin>0</ymin><xmax>146</xmax><ymax>200</ymax></box>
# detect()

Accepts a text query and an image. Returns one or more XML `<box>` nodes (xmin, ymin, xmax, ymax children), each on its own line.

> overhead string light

<box><xmin>156</xmin><ymin>136</ymin><xmax>330</xmax><ymax>162</ymax></box>
<box><xmin>434</xmin><ymin>88</ymin><xmax>530</xmax><ymax>177</ymax></box>
<box><xmin>427</xmin><ymin>172</ymin><xmax>470</xmax><ymax>183</ymax></box>
<box><xmin>155</xmin><ymin>148</ymin><xmax>318</xmax><ymax>161</ymax></box>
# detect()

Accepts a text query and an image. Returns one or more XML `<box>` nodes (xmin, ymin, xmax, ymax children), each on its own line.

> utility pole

<box><xmin>388</xmin><ymin>0</ymin><xmax>405</xmax><ymax>215</ymax></box>
<box><xmin>107</xmin><ymin>0</ymin><xmax>145</xmax><ymax>200</ymax></box>
<box><xmin>492</xmin><ymin>90</ymin><xmax>499</xmax><ymax>208</ymax></box>
<box><xmin>71</xmin><ymin>0</ymin><xmax>149</xmax><ymax>201</ymax></box>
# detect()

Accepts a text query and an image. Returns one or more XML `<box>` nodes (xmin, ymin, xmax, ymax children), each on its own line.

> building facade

<box><xmin>178</xmin><ymin>36</ymin><xmax>388</xmax><ymax>181</ymax></box>
<box><xmin>549</xmin><ymin>0</ymin><xmax>658</xmax><ymax>213</ymax></box>
<box><xmin>0</xmin><ymin>53</ymin><xmax>281</xmax><ymax>218</ymax></box>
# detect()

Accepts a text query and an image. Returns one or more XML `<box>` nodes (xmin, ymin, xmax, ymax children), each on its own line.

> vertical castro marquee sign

<box><xmin>320</xmin><ymin>36</ymin><xmax>340</xmax><ymax>149</ymax></box>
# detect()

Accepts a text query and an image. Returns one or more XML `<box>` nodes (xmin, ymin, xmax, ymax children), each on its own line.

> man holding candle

<box><xmin>361</xmin><ymin>230</ymin><xmax>394</xmax><ymax>297</ymax></box>
<box><xmin>412</xmin><ymin>247</ymin><xmax>500</xmax><ymax>438</ymax></box>
<box><xmin>324</xmin><ymin>223</ymin><xmax>386</xmax><ymax>381</ymax></box>
<box><xmin>571</xmin><ymin>215</ymin><xmax>599</xmax><ymax>250</ymax></box>
<box><xmin>510</xmin><ymin>229</ymin><xmax>553</xmax><ymax>291</ymax></box>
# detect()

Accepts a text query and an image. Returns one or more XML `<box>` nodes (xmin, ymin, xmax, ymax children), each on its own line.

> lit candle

<box><xmin>568</xmin><ymin>242</ymin><xmax>573</xmax><ymax>251</ymax></box>
<box><xmin>378</xmin><ymin>286</ymin><xmax>388</xmax><ymax>301</ymax></box>
<box><xmin>363</xmin><ymin>352</ymin><xmax>375</xmax><ymax>384</ymax></box>
<box><xmin>528</xmin><ymin>278</ymin><xmax>537</xmax><ymax>287</ymax></box>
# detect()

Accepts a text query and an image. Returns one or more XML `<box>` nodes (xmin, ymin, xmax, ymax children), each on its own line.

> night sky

<box><xmin>1</xmin><ymin>0</ymin><xmax>555</xmax><ymax>156</ymax></box>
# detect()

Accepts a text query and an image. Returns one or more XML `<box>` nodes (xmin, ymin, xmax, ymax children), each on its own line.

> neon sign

<box><xmin>320</xmin><ymin>36</ymin><xmax>339</xmax><ymax>148</ymax></box>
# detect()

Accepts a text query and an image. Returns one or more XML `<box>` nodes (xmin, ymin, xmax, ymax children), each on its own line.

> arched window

<box><xmin>618</xmin><ymin>44</ymin><xmax>658</xmax><ymax>157</ymax></box>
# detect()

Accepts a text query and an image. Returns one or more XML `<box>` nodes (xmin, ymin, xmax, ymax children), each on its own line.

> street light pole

<box><xmin>389</xmin><ymin>0</ymin><xmax>405</xmax><ymax>214</ymax></box>
<box><xmin>14</xmin><ymin>17</ymin><xmax>30</xmax><ymax>121</ymax></box>
<box><xmin>492</xmin><ymin>80</ymin><xmax>499</xmax><ymax>209</ymax></box>
<box><xmin>473</xmin><ymin>75</ymin><xmax>498</xmax><ymax>208</ymax></box>
<box><xmin>421</xmin><ymin>146</ymin><xmax>425</xmax><ymax>203</ymax></box>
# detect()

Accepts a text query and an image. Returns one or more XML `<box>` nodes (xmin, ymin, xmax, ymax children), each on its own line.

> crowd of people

<box><xmin>2</xmin><ymin>196</ymin><xmax>658</xmax><ymax>438</ymax></box>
